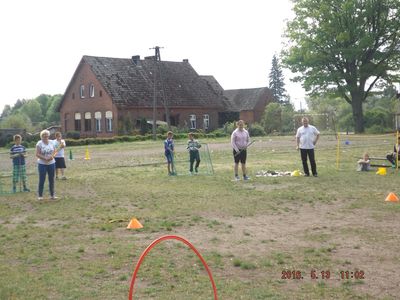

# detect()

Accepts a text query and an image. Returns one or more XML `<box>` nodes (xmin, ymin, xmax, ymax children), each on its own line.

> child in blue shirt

<box><xmin>10</xmin><ymin>135</ymin><xmax>30</xmax><ymax>193</ymax></box>
<box><xmin>164</xmin><ymin>131</ymin><xmax>175</xmax><ymax>175</ymax></box>
<box><xmin>187</xmin><ymin>132</ymin><xmax>201</xmax><ymax>174</ymax></box>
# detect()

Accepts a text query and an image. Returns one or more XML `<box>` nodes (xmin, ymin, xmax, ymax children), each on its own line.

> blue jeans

<box><xmin>38</xmin><ymin>163</ymin><xmax>55</xmax><ymax>197</ymax></box>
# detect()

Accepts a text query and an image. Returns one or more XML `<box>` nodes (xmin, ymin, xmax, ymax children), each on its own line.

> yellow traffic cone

<box><xmin>376</xmin><ymin>167</ymin><xmax>386</xmax><ymax>175</ymax></box>
<box><xmin>84</xmin><ymin>147</ymin><xmax>91</xmax><ymax>160</ymax></box>
<box><xmin>291</xmin><ymin>170</ymin><xmax>301</xmax><ymax>177</ymax></box>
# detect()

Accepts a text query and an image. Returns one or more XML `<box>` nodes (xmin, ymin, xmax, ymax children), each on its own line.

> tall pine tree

<box><xmin>269</xmin><ymin>55</ymin><xmax>288</xmax><ymax>104</ymax></box>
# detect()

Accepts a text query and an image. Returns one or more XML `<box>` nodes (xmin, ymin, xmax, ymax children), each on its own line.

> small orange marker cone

<box><xmin>385</xmin><ymin>192</ymin><xmax>399</xmax><ymax>202</ymax></box>
<box><xmin>84</xmin><ymin>147</ymin><xmax>91</xmax><ymax>160</ymax></box>
<box><xmin>127</xmin><ymin>218</ymin><xmax>143</xmax><ymax>229</ymax></box>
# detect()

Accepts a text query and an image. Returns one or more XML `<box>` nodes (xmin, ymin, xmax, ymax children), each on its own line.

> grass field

<box><xmin>1</xmin><ymin>134</ymin><xmax>400</xmax><ymax>299</ymax></box>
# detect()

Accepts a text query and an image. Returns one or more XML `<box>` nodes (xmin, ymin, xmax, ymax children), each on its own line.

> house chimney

<box><xmin>183</xmin><ymin>59</ymin><xmax>189</xmax><ymax>63</ymax></box>
<box><xmin>132</xmin><ymin>55</ymin><xmax>140</xmax><ymax>65</ymax></box>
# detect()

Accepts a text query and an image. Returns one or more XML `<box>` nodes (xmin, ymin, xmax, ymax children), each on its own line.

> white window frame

<box><xmin>189</xmin><ymin>114</ymin><xmax>196</xmax><ymax>129</ymax></box>
<box><xmin>203</xmin><ymin>114</ymin><xmax>210</xmax><ymax>130</ymax></box>
<box><xmin>80</xmin><ymin>84</ymin><xmax>85</xmax><ymax>99</ymax></box>
<box><xmin>105</xmin><ymin>111</ymin><xmax>113</xmax><ymax>132</ymax></box>
<box><xmin>90</xmin><ymin>84</ymin><xmax>95</xmax><ymax>98</ymax></box>
<box><xmin>95</xmin><ymin>112</ymin><xmax>102</xmax><ymax>132</ymax></box>
<box><xmin>84</xmin><ymin>112</ymin><xmax>91</xmax><ymax>132</ymax></box>
<box><xmin>74</xmin><ymin>112</ymin><xmax>81</xmax><ymax>131</ymax></box>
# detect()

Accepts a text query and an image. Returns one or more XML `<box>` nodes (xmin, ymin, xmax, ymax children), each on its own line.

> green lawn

<box><xmin>1</xmin><ymin>135</ymin><xmax>399</xmax><ymax>299</ymax></box>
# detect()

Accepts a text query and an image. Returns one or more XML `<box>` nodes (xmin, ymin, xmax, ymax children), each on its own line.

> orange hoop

<box><xmin>128</xmin><ymin>235</ymin><xmax>218</xmax><ymax>299</ymax></box>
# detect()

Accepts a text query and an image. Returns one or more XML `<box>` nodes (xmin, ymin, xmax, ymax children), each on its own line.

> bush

<box><xmin>65</xmin><ymin>131</ymin><xmax>80</xmax><ymax>139</ymax></box>
<box><xmin>248</xmin><ymin>123</ymin><xmax>265</xmax><ymax>136</ymax></box>
<box><xmin>223</xmin><ymin>122</ymin><xmax>236</xmax><ymax>134</ymax></box>
<box><xmin>365</xmin><ymin>125</ymin><xmax>391</xmax><ymax>134</ymax></box>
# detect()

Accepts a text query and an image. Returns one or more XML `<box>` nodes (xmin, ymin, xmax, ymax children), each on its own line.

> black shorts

<box><xmin>55</xmin><ymin>157</ymin><xmax>66</xmax><ymax>169</ymax></box>
<box><xmin>233</xmin><ymin>149</ymin><xmax>247</xmax><ymax>164</ymax></box>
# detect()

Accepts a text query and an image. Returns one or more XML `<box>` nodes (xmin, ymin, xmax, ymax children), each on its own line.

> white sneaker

<box><xmin>38</xmin><ymin>197</ymin><xmax>43</xmax><ymax>201</ymax></box>
<box><xmin>51</xmin><ymin>196</ymin><xmax>58</xmax><ymax>200</ymax></box>
<box><xmin>234</xmin><ymin>176</ymin><xmax>240</xmax><ymax>181</ymax></box>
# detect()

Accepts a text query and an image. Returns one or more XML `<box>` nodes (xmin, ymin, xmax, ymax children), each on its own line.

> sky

<box><xmin>0</xmin><ymin>0</ymin><xmax>306</xmax><ymax>113</ymax></box>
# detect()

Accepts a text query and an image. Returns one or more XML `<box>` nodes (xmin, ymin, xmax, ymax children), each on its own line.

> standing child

<box><xmin>357</xmin><ymin>153</ymin><xmax>371</xmax><ymax>171</ymax></box>
<box><xmin>10</xmin><ymin>134</ymin><xmax>30</xmax><ymax>193</ymax></box>
<box><xmin>231</xmin><ymin>120</ymin><xmax>251</xmax><ymax>180</ymax></box>
<box><xmin>187</xmin><ymin>132</ymin><xmax>201</xmax><ymax>174</ymax></box>
<box><xmin>53</xmin><ymin>132</ymin><xmax>67</xmax><ymax>180</ymax></box>
<box><xmin>164</xmin><ymin>131</ymin><xmax>175</xmax><ymax>175</ymax></box>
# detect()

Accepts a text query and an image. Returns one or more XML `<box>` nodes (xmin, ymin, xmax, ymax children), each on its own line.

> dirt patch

<box><xmin>141</xmin><ymin>200</ymin><xmax>399</xmax><ymax>298</ymax></box>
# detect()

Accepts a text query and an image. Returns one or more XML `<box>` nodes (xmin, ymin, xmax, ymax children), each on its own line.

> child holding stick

<box><xmin>10</xmin><ymin>134</ymin><xmax>30</xmax><ymax>193</ymax></box>
<box><xmin>187</xmin><ymin>132</ymin><xmax>201</xmax><ymax>174</ymax></box>
<box><xmin>53</xmin><ymin>132</ymin><xmax>67</xmax><ymax>180</ymax></box>
<box><xmin>164</xmin><ymin>131</ymin><xmax>175</xmax><ymax>175</ymax></box>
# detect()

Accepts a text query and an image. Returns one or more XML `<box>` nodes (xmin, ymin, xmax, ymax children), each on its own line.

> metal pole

<box><xmin>152</xmin><ymin>64</ymin><xmax>157</xmax><ymax>141</ymax></box>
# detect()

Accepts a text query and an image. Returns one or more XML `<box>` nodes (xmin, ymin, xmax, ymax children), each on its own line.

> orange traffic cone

<box><xmin>127</xmin><ymin>218</ymin><xmax>143</xmax><ymax>229</ymax></box>
<box><xmin>385</xmin><ymin>192</ymin><xmax>399</xmax><ymax>202</ymax></box>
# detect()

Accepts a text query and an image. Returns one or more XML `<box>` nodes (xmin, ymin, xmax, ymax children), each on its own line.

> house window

<box><xmin>189</xmin><ymin>114</ymin><xmax>196</xmax><ymax>129</ymax></box>
<box><xmin>90</xmin><ymin>84</ymin><xmax>95</xmax><ymax>98</ymax></box>
<box><xmin>99</xmin><ymin>90</ymin><xmax>103</xmax><ymax>97</ymax></box>
<box><xmin>80</xmin><ymin>85</ymin><xmax>85</xmax><ymax>98</ymax></box>
<box><xmin>84</xmin><ymin>112</ymin><xmax>91</xmax><ymax>132</ymax></box>
<box><xmin>72</xmin><ymin>93</ymin><xmax>75</xmax><ymax>100</ymax></box>
<box><xmin>95</xmin><ymin>112</ymin><xmax>102</xmax><ymax>132</ymax></box>
<box><xmin>64</xmin><ymin>113</ymin><xmax>69</xmax><ymax>132</ymax></box>
<box><xmin>203</xmin><ymin>114</ymin><xmax>210</xmax><ymax>130</ymax></box>
<box><xmin>74</xmin><ymin>113</ymin><xmax>81</xmax><ymax>131</ymax></box>
<box><xmin>105</xmin><ymin>111</ymin><xmax>113</xmax><ymax>132</ymax></box>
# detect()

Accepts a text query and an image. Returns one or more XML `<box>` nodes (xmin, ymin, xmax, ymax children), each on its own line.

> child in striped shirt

<box><xmin>10</xmin><ymin>135</ymin><xmax>30</xmax><ymax>193</ymax></box>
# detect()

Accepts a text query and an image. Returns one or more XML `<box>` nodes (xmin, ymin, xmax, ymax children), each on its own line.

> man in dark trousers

<box><xmin>296</xmin><ymin>117</ymin><xmax>320</xmax><ymax>177</ymax></box>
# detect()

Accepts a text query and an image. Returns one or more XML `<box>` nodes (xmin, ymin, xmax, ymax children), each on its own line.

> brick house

<box><xmin>58</xmin><ymin>55</ymin><xmax>273</xmax><ymax>137</ymax></box>
<box><xmin>201</xmin><ymin>76</ymin><xmax>274</xmax><ymax>126</ymax></box>
<box><xmin>223</xmin><ymin>87</ymin><xmax>274</xmax><ymax>124</ymax></box>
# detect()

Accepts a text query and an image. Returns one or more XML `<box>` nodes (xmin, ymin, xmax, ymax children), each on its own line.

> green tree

<box><xmin>282</xmin><ymin>0</ymin><xmax>400</xmax><ymax>133</ymax></box>
<box><xmin>45</xmin><ymin>95</ymin><xmax>62</xmax><ymax>123</ymax></box>
<box><xmin>1</xmin><ymin>104</ymin><xmax>12</xmax><ymax>118</ymax></box>
<box><xmin>0</xmin><ymin>113</ymin><xmax>32</xmax><ymax>130</ymax></box>
<box><xmin>269</xmin><ymin>55</ymin><xmax>288</xmax><ymax>103</ymax></box>
<box><xmin>281</xmin><ymin>103</ymin><xmax>295</xmax><ymax>133</ymax></box>
<box><xmin>21</xmin><ymin>99</ymin><xmax>43</xmax><ymax>123</ymax></box>
<box><xmin>36</xmin><ymin>94</ymin><xmax>51</xmax><ymax>117</ymax></box>
<box><xmin>261</xmin><ymin>103</ymin><xmax>282</xmax><ymax>133</ymax></box>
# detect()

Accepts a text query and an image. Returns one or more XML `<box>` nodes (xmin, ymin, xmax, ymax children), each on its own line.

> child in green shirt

<box><xmin>187</xmin><ymin>132</ymin><xmax>201</xmax><ymax>174</ymax></box>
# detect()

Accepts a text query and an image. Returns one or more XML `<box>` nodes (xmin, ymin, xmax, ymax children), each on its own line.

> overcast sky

<box><xmin>0</xmin><ymin>0</ymin><xmax>306</xmax><ymax>113</ymax></box>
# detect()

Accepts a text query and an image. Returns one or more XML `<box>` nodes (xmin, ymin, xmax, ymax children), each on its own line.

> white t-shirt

<box><xmin>52</xmin><ymin>139</ymin><xmax>66</xmax><ymax>158</ymax></box>
<box><xmin>296</xmin><ymin>125</ymin><xmax>320</xmax><ymax>149</ymax></box>
<box><xmin>36</xmin><ymin>140</ymin><xmax>56</xmax><ymax>165</ymax></box>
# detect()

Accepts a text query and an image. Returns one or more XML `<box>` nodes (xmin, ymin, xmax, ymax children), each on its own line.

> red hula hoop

<box><xmin>128</xmin><ymin>235</ymin><xmax>218</xmax><ymax>300</ymax></box>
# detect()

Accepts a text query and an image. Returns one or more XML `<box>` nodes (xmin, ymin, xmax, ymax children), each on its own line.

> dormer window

<box><xmin>80</xmin><ymin>85</ymin><xmax>85</xmax><ymax>99</ymax></box>
<box><xmin>90</xmin><ymin>84</ymin><xmax>95</xmax><ymax>98</ymax></box>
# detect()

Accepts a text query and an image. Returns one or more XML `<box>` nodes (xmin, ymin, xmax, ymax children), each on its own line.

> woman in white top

<box><xmin>35</xmin><ymin>129</ymin><xmax>57</xmax><ymax>200</ymax></box>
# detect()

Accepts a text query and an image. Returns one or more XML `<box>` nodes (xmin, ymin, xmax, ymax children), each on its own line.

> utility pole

<box><xmin>149</xmin><ymin>46</ymin><xmax>164</xmax><ymax>140</ymax></box>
